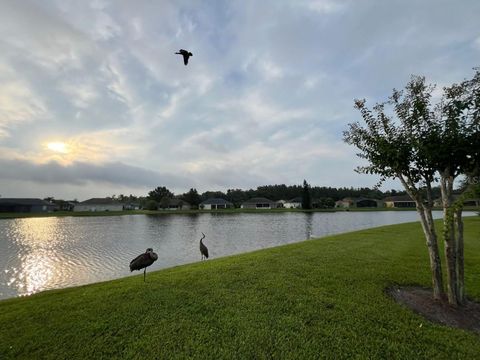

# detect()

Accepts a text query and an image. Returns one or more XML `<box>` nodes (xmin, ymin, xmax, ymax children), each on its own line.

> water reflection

<box><xmin>0</xmin><ymin>211</ymin><xmax>473</xmax><ymax>300</ymax></box>
<box><xmin>305</xmin><ymin>212</ymin><xmax>313</xmax><ymax>239</ymax></box>
<box><xmin>7</xmin><ymin>218</ymin><xmax>65</xmax><ymax>296</ymax></box>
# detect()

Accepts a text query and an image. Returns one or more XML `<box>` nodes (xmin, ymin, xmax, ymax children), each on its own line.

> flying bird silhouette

<box><xmin>200</xmin><ymin>232</ymin><xmax>209</xmax><ymax>260</ymax></box>
<box><xmin>129</xmin><ymin>248</ymin><xmax>158</xmax><ymax>282</ymax></box>
<box><xmin>175</xmin><ymin>49</ymin><xmax>193</xmax><ymax>65</ymax></box>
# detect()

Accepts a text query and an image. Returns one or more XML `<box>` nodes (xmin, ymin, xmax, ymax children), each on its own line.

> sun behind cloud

<box><xmin>46</xmin><ymin>142</ymin><xmax>69</xmax><ymax>154</ymax></box>
<box><xmin>35</xmin><ymin>131</ymin><xmax>136</xmax><ymax>166</ymax></box>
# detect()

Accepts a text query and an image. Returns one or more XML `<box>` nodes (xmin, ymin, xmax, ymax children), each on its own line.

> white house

<box><xmin>241</xmin><ymin>197</ymin><xmax>277</xmax><ymax>209</ymax></box>
<box><xmin>74</xmin><ymin>198</ymin><xmax>124</xmax><ymax>212</ymax></box>
<box><xmin>383</xmin><ymin>195</ymin><xmax>416</xmax><ymax>208</ymax></box>
<box><xmin>200</xmin><ymin>198</ymin><xmax>234</xmax><ymax>210</ymax></box>
<box><xmin>283</xmin><ymin>197</ymin><xmax>302</xmax><ymax>209</ymax></box>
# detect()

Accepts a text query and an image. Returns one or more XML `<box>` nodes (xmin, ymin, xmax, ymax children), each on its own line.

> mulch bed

<box><xmin>388</xmin><ymin>286</ymin><xmax>480</xmax><ymax>334</ymax></box>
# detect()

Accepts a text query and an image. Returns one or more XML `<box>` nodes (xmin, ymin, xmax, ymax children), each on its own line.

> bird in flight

<box><xmin>175</xmin><ymin>49</ymin><xmax>193</xmax><ymax>65</ymax></box>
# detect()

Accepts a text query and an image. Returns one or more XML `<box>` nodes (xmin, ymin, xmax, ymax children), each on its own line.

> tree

<box><xmin>148</xmin><ymin>186</ymin><xmax>174</xmax><ymax>202</ymax></box>
<box><xmin>316</xmin><ymin>197</ymin><xmax>335</xmax><ymax>209</ymax></box>
<box><xmin>200</xmin><ymin>191</ymin><xmax>227</xmax><ymax>202</ymax></box>
<box><xmin>226</xmin><ymin>189</ymin><xmax>249</xmax><ymax>207</ymax></box>
<box><xmin>435</xmin><ymin>70</ymin><xmax>480</xmax><ymax>305</ymax></box>
<box><xmin>181</xmin><ymin>188</ymin><xmax>201</xmax><ymax>209</ymax></box>
<box><xmin>144</xmin><ymin>200</ymin><xmax>158</xmax><ymax>210</ymax></box>
<box><xmin>344</xmin><ymin>68</ymin><xmax>480</xmax><ymax>306</ymax></box>
<box><xmin>159</xmin><ymin>197</ymin><xmax>171</xmax><ymax>210</ymax></box>
<box><xmin>301</xmin><ymin>180</ymin><xmax>312</xmax><ymax>209</ymax></box>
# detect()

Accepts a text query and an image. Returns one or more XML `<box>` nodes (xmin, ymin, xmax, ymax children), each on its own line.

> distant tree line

<box><xmin>44</xmin><ymin>183</ymin><xmax>451</xmax><ymax>211</ymax></box>
<box><xmin>96</xmin><ymin>183</ymin><xmax>458</xmax><ymax>210</ymax></box>
<box><xmin>138</xmin><ymin>183</ymin><xmax>412</xmax><ymax>209</ymax></box>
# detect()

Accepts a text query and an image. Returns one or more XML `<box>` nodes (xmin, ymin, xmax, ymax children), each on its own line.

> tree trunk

<box><xmin>440</xmin><ymin>174</ymin><xmax>459</xmax><ymax>306</ymax></box>
<box><xmin>455</xmin><ymin>207</ymin><xmax>465</xmax><ymax>304</ymax></box>
<box><xmin>398</xmin><ymin>174</ymin><xmax>444</xmax><ymax>300</ymax></box>
<box><xmin>417</xmin><ymin>204</ymin><xmax>444</xmax><ymax>300</ymax></box>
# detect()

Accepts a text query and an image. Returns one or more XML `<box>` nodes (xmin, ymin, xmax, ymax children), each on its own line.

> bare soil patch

<box><xmin>388</xmin><ymin>286</ymin><xmax>480</xmax><ymax>334</ymax></box>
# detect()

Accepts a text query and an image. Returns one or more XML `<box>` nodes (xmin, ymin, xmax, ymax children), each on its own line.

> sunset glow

<box><xmin>47</xmin><ymin>142</ymin><xmax>68</xmax><ymax>154</ymax></box>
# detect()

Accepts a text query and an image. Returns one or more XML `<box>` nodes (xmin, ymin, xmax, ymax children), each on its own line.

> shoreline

<box><xmin>2</xmin><ymin>207</ymin><xmax>474</xmax><ymax>220</ymax></box>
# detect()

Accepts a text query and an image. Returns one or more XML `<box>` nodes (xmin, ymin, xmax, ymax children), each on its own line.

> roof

<box><xmin>355</xmin><ymin>197</ymin><xmax>381</xmax><ymax>202</ymax></box>
<box><xmin>435</xmin><ymin>196</ymin><xmax>480</xmax><ymax>202</ymax></box>
<box><xmin>242</xmin><ymin>197</ymin><xmax>276</xmax><ymax>204</ymax></box>
<box><xmin>383</xmin><ymin>195</ymin><xmax>414</xmax><ymax>202</ymax></box>
<box><xmin>79</xmin><ymin>198</ymin><xmax>122</xmax><ymax>205</ymax></box>
<box><xmin>286</xmin><ymin>197</ymin><xmax>302</xmax><ymax>203</ymax></box>
<box><xmin>200</xmin><ymin>198</ymin><xmax>233</xmax><ymax>205</ymax></box>
<box><xmin>0</xmin><ymin>198</ymin><xmax>54</xmax><ymax>206</ymax></box>
<box><xmin>167</xmin><ymin>198</ymin><xmax>191</xmax><ymax>206</ymax></box>
<box><xmin>340</xmin><ymin>197</ymin><xmax>381</xmax><ymax>202</ymax></box>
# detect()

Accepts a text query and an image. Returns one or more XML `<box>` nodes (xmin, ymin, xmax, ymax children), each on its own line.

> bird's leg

<box><xmin>144</xmin><ymin>268</ymin><xmax>146</xmax><ymax>282</ymax></box>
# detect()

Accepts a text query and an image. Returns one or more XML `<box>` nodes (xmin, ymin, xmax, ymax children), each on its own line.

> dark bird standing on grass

<box><xmin>200</xmin><ymin>233</ymin><xmax>209</xmax><ymax>260</ymax></box>
<box><xmin>175</xmin><ymin>49</ymin><xmax>193</xmax><ymax>65</ymax></box>
<box><xmin>130</xmin><ymin>248</ymin><xmax>158</xmax><ymax>282</ymax></box>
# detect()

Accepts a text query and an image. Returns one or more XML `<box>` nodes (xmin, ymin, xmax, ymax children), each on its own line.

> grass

<box><xmin>1</xmin><ymin>218</ymin><xmax>479</xmax><ymax>359</ymax></box>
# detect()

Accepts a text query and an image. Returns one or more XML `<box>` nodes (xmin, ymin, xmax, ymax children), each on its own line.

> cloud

<box><xmin>300</xmin><ymin>0</ymin><xmax>348</xmax><ymax>14</ymax></box>
<box><xmin>0</xmin><ymin>77</ymin><xmax>47</xmax><ymax>138</ymax></box>
<box><xmin>473</xmin><ymin>36</ymin><xmax>480</xmax><ymax>50</ymax></box>
<box><xmin>0</xmin><ymin>157</ymin><xmax>188</xmax><ymax>189</ymax></box>
<box><xmin>0</xmin><ymin>1</ymin><xmax>96</xmax><ymax>71</ymax></box>
<box><xmin>59</xmin><ymin>81</ymin><xmax>100</xmax><ymax>109</ymax></box>
<box><xmin>1</xmin><ymin>0</ymin><xmax>479</xmax><ymax>198</ymax></box>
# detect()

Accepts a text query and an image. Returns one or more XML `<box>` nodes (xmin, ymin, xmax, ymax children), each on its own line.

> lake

<box><xmin>0</xmin><ymin>211</ymin><xmax>474</xmax><ymax>300</ymax></box>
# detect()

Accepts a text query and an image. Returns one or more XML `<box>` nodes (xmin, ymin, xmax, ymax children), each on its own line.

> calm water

<box><xmin>0</xmin><ymin>211</ymin><xmax>472</xmax><ymax>300</ymax></box>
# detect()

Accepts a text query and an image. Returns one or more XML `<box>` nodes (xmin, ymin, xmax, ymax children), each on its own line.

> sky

<box><xmin>0</xmin><ymin>0</ymin><xmax>479</xmax><ymax>200</ymax></box>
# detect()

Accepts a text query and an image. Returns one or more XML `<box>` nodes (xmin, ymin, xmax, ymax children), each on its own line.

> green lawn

<box><xmin>1</xmin><ymin>218</ymin><xmax>479</xmax><ymax>359</ymax></box>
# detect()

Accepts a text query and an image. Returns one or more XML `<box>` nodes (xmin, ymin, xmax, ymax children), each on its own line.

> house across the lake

<box><xmin>462</xmin><ymin>198</ymin><xmax>480</xmax><ymax>207</ymax></box>
<box><xmin>283</xmin><ymin>197</ymin><xmax>302</xmax><ymax>209</ymax></box>
<box><xmin>383</xmin><ymin>195</ymin><xmax>416</xmax><ymax>208</ymax></box>
<box><xmin>335</xmin><ymin>197</ymin><xmax>383</xmax><ymax>208</ymax></box>
<box><xmin>433</xmin><ymin>196</ymin><xmax>480</xmax><ymax>207</ymax></box>
<box><xmin>52</xmin><ymin>199</ymin><xmax>77</xmax><ymax>211</ymax></box>
<box><xmin>0</xmin><ymin>198</ymin><xmax>56</xmax><ymax>213</ymax></box>
<box><xmin>74</xmin><ymin>198</ymin><xmax>124</xmax><ymax>212</ymax></box>
<box><xmin>123</xmin><ymin>202</ymin><xmax>141</xmax><ymax>210</ymax></box>
<box><xmin>241</xmin><ymin>197</ymin><xmax>277</xmax><ymax>209</ymax></box>
<box><xmin>200</xmin><ymin>198</ymin><xmax>233</xmax><ymax>210</ymax></box>
<box><xmin>159</xmin><ymin>198</ymin><xmax>191</xmax><ymax>210</ymax></box>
